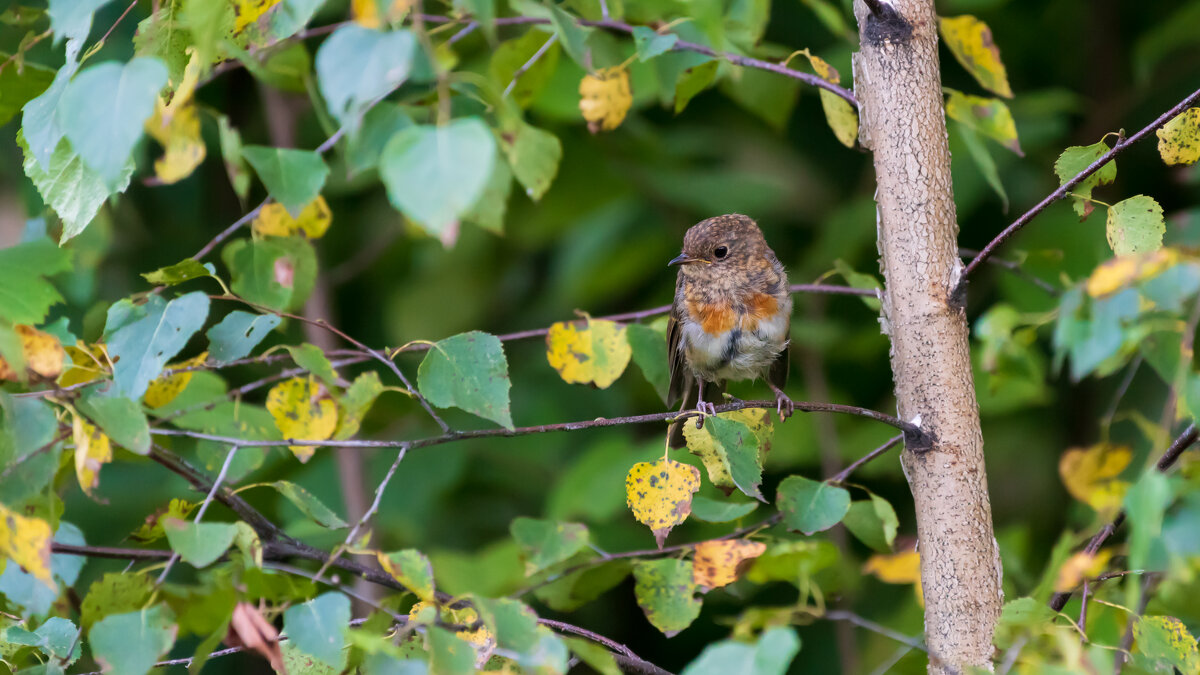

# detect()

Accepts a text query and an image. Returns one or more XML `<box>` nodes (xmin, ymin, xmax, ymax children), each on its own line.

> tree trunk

<box><xmin>851</xmin><ymin>1</ymin><xmax>1002</xmax><ymax>671</ymax></box>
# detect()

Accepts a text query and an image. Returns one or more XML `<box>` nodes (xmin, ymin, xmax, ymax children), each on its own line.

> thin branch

<box><xmin>192</xmin><ymin>200</ymin><xmax>266</xmax><ymax>261</ymax></box>
<box><xmin>157</xmin><ymin>445</ymin><xmax>240</xmax><ymax>584</ymax></box>
<box><xmin>830</xmin><ymin>434</ymin><xmax>904</xmax><ymax>484</ymax></box>
<box><xmin>823</xmin><ymin>610</ymin><xmax>926</xmax><ymax>652</ymax></box>
<box><xmin>147</xmin><ymin>444</ymin><xmax>283</xmax><ymax>539</ymax></box>
<box><xmin>95</xmin><ymin>1</ymin><xmax>139</xmax><ymax>47</ymax></box>
<box><xmin>504</xmin><ymin>34</ymin><xmax>557</xmax><ymax>98</ymax></box>
<box><xmin>150</xmin><ymin>397</ymin><xmax>925</xmax><ymax>451</ymax></box>
<box><xmin>1049</xmin><ymin>423</ymin><xmax>1199</xmax><ymax>611</ymax></box>
<box><xmin>960</xmin><ymin>86</ymin><xmax>1200</xmax><ymax>288</ymax></box>
<box><xmin>956</xmin><ymin>248</ymin><xmax>1059</xmax><ymax>296</ymax></box>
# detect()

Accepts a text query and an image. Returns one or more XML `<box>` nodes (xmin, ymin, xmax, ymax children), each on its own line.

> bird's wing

<box><xmin>666</xmin><ymin>301</ymin><xmax>690</xmax><ymax>409</ymax></box>
<box><xmin>769</xmin><ymin>325</ymin><xmax>790</xmax><ymax>391</ymax></box>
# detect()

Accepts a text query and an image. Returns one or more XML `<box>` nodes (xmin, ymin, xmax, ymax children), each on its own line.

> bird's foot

<box><xmin>770</xmin><ymin>386</ymin><xmax>795</xmax><ymax>421</ymax></box>
<box><xmin>694</xmin><ymin>400</ymin><xmax>718</xmax><ymax>428</ymax></box>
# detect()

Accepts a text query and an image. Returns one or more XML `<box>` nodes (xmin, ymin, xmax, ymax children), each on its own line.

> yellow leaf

<box><xmin>938</xmin><ymin>15</ymin><xmax>1013</xmax><ymax>98</ymax></box>
<box><xmin>73</xmin><ymin>414</ymin><xmax>112</xmax><ymax>499</ymax></box>
<box><xmin>145</xmin><ymin>352</ymin><xmax>208</xmax><ymax>409</ymax></box>
<box><xmin>0</xmin><ymin>502</ymin><xmax>54</xmax><ymax>589</ymax></box>
<box><xmin>944</xmin><ymin>88</ymin><xmax>1022</xmax><ymax>155</ymax></box>
<box><xmin>266</xmin><ymin>376</ymin><xmax>338</xmax><ymax>462</ymax></box>
<box><xmin>408</xmin><ymin>600</ymin><xmax>495</xmax><ymax>665</ymax></box>
<box><xmin>692</xmin><ymin>539</ymin><xmax>767</xmax><ymax>591</ymax></box>
<box><xmin>579</xmin><ymin>66</ymin><xmax>632</xmax><ymax>133</ymax></box>
<box><xmin>801</xmin><ymin>51</ymin><xmax>857</xmax><ymax>148</ymax></box>
<box><xmin>626</xmin><ymin>457</ymin><xmax>701</xmax><ymax>548</ymax></box>
<box><xmin>1086</xmin><ymin>248</ymin><xmax>1179</xmax><ymax>298</ymax></box>
<box><xmin>682</xmin><ymin>409</ymin><xmax>772</xmax><ymax>494</ymax></box>
<box><xmin>545</xmin><ymin>318</ymin><xmax>632</xmax><ymax>388</ymax></box>
<box><xmin>145</xmin><ymin>100</ymin><xmax>206</xmax><ymax>184</ymax></box>
<box><xmin>0</xmin><ymin>325</ymin><xmax>64</xmax><ymax>381</ymax></box>
<box><xmin>1054</xmin><ymin>549</ymin><xmax>1112</xmax><ymax>593</ymax></box>
<box><xmin>352</xmin><ymin>0</ymin><xmax>410</xmax><ymax>27</ymax></box>
<box><xmin>252</xmin><ymin>197</ymin><xmax>333</xmax><ymax>239</ymax></box>
<box><xmin>1059</xmin><ymin>443</ymin><xmax>1132</xmax><ymax>515</ymax></box>
<box><xmin>1157</xmin><ymin>107</ymin><xmax>1200</xmax><ymax>166</ymax></box>
<box><xmin>129</xmin><ymin>498</ymin><xmax>197</xmax><ymax>543</ymax></box>
<box><xmin>863</xmin><ymin>549</ymin><xmax>923</xmax><ymax>606</ymax></box>
<box><xmin>59</xmin><ymin>342</ymin><xmax>110</xmax><ymax>387</ymax></box>
<box><xmin>233</xmin><ymin>0</ymin><xmax>283</xmax><ymax>33</ymax></box>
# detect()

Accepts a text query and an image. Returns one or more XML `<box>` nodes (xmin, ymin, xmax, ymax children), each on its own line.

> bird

<box><xmin>666</xmin><ymin>214</ymin><xmax>795</xmax><ymax>448</ymax></box>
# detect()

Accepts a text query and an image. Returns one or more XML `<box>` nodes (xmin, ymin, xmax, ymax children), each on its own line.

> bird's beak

<box><xmin>668</xmin><ymin>253</ymin><xmax>708</xmax><ymax>266</ymax></box>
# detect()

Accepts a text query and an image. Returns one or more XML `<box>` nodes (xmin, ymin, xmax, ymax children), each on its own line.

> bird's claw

<box><xmin>694</xmin><ymin>401</ymin><xmax>717</xmax><ymax>428</ymax></box>
<box><xmin>774</xmin><ymin>391</ymin><xmax>795</xmax><ymax>421</ymax></box>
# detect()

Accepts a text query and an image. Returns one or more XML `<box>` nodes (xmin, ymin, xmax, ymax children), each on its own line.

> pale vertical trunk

<box><xmin>851</xmin><ymin>1</ymin><xmax>1002</xmax><ymax>671</ymax></box>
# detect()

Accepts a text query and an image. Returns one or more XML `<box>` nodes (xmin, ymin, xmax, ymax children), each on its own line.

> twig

<box><xmin>1049</xmin><ymin>423</ymin><xmax>1198</xmax><ymax>611</ymax></box>
<box><xmin>960</xmin><ymin>86</ymin><xmax>1200</xmax><ymax>290</ymax></box>
<box><xmin>95</xmin><ymin>1</ymin><xmax>138</xmax><ymax>48</ymax></box>
<box><xmin>823</xmin><ymin>610</ymin><xmax>926</xmax><ymax>652</ymax></box>
<box><xmin>150</xmin><ymin>398</ymin><xmax>924</xmax><ymax>451</ymax></box>
<box><xmin>147</xmin><ymin>444</ymin><xmax>283</xmax><ymax>538</ymax></box>
<box><xmin>1103</xmin><ymin>356</ymin><xmax>1142</xmax><ymax>430</ymax></box>
<box><xmin>157</xmin><ymin>445</ymin><xmax>240</xmax><ymax>583</ymax></box>
<box><xmin>192</xmin><ymin>200</ymin><xmax>266</xmax><ymax>261</ymax></box>
<box><xmin>830</xmin><ymin>434</ymin><xmax>904</xmax><ymax>484</ymax></box>
<box><xmin>956</xmin><ymin>248</ymin><xmax>1058</xmax><ymax>296</ymax></box>
<box><xmin>504</xmin><ymin>34</ymin><xmax>557</xmax><ymax>98</ymax></box>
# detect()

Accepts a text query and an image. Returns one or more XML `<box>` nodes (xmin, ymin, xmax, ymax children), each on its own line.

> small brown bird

<box><xmin>667</xmin><ymin>214</ymin><xmax>794</xmax><ymax>447</ymax></box>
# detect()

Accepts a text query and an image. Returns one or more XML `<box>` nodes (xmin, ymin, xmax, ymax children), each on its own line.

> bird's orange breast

<box><xmin>743</xmin><ymin>293</ymin><xmax>779</xmax><ymax>331</ymax></box>
<box><xmin>686</xmin><ymin>300</ymin><xmax>737</xmax><ymax>335</ymax></box>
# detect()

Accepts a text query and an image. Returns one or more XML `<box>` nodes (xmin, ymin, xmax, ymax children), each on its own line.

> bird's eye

<box><xmin>714</xmin><ymin>246</ymin><xmax>728</xmax><ymax>259</ymax></box>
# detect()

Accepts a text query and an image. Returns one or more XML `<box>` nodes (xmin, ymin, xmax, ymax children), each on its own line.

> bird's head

<box><xmin>669</xmin><ymin>214</ymin><xmax>772</xmax><ymax>281</ymax></box>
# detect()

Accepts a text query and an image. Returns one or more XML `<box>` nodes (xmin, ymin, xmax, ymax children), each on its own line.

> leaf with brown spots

<box><xmin>692</xmin><ymin>539</ymin><xmax>767</xmax><ymax>591</ymax></box>
<box><xmin>266</xmin><ymin>375</ymin><xmax>338</xmax><ymax>462</ymax></box>
<box><xmin>625</xmin><ymin>457</ymin><xmax>701</xmax><ymax>548</ymax></box>
<box><xmin>1157</xmin><ymin>107</ymin><xmax>1200</xmax><ymax>166</ymax></box>
<box><xmin>546</xmin><ymin>318</ymin><xmax>632</xmax><ymax>389</ymax></box>
<box><xmin>939</xmin><ymin>15</ymin><xmax>1013</xmax><ymax>98</ymax></box>
<box><xmin>633</xmin><ymin>559</ymin><xmax>701</xmax><ymax>636</ymax></box>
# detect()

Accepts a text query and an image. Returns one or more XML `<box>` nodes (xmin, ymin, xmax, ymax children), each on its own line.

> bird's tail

<box><xmin>667</xmin><ymin>380</ymin><xmax>725</xmax><ymax>449</ymax></box>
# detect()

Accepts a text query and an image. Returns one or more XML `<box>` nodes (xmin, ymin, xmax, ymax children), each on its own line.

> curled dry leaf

<box><xmin>225</xmin><ymin>602</ymin><xmax>284</xmax><ymax>672</ymax></box>
<box><xmin>73</xmin><ymin>414</ymin><xmax>112</xmax><ymax>499</ymax></box>
<box><xmin>579</xmin><ymin>66</ymin><xmax>632</xmax><ymax>133</ymax></box>
<box><xmin>1053</xmin><ymin>549</ymin><xmax>1112</xmax><ymax>593</ymax></box>
<box><xmin>0</xmin><ymin>324</ymin><xmax>64</xmax><ymax>381</ymax></box>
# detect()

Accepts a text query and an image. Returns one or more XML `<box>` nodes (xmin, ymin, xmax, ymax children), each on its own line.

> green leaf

<box><xmin>270</xmin><ymin>0</ymin><xmax>326</xmax><ymax>40</ymax></box>
<box><xmin>1054</xmin><ymin>141</ymin><xmax>1117</xmax><ymax>219</ymax></box>
<box><xmin>335</xmin><ymin>371</ymin><xmax>384</xmax><ymax>440</ymax></box>
<box><xmin>1124</xmin><ymin>470</ymin><xmax>1170</xmax><ymax>582</ymax></box>
<box><xmin>417</xmin><ymin>330</ymin><xmax>513</xmax><ymax>428</ymax></box>
<box><xmin>266</xmin><ymin>480</ymin><xmax>349</xmax><ymax>529</ymax></box>
<box><xmin>105</xmin><ymin>291</ymin><xmax>210</xmax><ymax>400</ymax></box>
<box><xmin>633</xmin><ymin>559</ymin><xmax>701</xmax><ymax>637</ymax></box>
<box><xmin>454</xmin><ymin>0</ymin><xmax>496</xmax><ymax>41</ymax></box>
<box><xmin>842</xmin><ymin>494</ymin><xmax>899</xmax><ymax>552</ymax></box>
<box><xmin>632</xmin><ymin>26</ymin><xmax>678</xmax><ymax>61</ymax></box>
<box><xmin>462</xmin><ymin>158</ymin><xmax>512</xmax><ymax>234</ymax></box>
<box><xmin>832</xmin><ymin>259</ymin><xmax>882</xmax><ymax>310</ymax></box>
<box><xmin>19</xmin><ymin>131</ymin><xmax>132</xmax><ymax>243</ymax></box>
<box><xmin>47</xmin><ymin>0</ymin><xmax>111</xmax><ymax>42</ymax></box>
<box><xmin>206</xmin><ymin>310</ymin><xmax>281</xmax><ymax>363</ymax></box>
<box><xmin>283</xmin><ymin>592</ymin><xmax>350</xmax><ymax>670</ymax></box>
<box><xmin>564</xmin><ymin>636</ymin><xmax>620</xmax><ymax>675</ymax></box>
<box><xmin>378</xmin><ymin>549</ymin><xmax>435</xmax><ymax>602</ymax></box>
<box><xmin>268</xmin><ymin>235</ymin><xmax>318</xmax><ymax>310</ymax></box>
<box><xmin>474</xmin><ymin>597</ymin><xmax>540</xmax><ymax>653</ymax></box>
<box><xmin>5</xmin><ymin>616</ymin><xmax>80</xmax><ymax>664</ymax></box>
<box><xmin>315</xmin><ymin>25</ymin><xmax>416</xmax><ymax>130</ymax></box>
<box><xmin>0</xmin><ymin>238</ymin><xmax>71</xmax><ymax>324</ymax></box>
<box><xmin>1132</xmin><ymin>615</ymin><xmax>1200</xmax><ymax>674</ymax></box>
<box><xmin>1106</xmin><ymin>195</ymin><xmax>1165</xmax><ymax>256</ymax></box>
<box><xmin>379</xmin><ymin>119</ymin><xmax>497</xmax><ymax>243</ymax></box>
<box><xmin>533</xmin><ymin>557</ymin><xmax>631</xmax><ymax>611</ymax></box>
<box><xmin>722</xmin><ymin>64</ymin><xmax>800</xmax><ymax>132</ymax></box>
<box><xmin>183</xmin><ymin>0</ymin><xmax>233</xmax><ymax>67</ymax></box>
<box><xmin>22</xmin><ymin>54</ymin><xmax>78</xmax><ymax>170</ymax></box>
<box><xmin>132</xmin><ymin>6</ymin><xmax>190</xmax><ymax>85</ymax></box>
<box><xmin>163</xmin><ymin>518</ymin><xmax>238</xmax><ymax>567</ymax></box>
<box><xmin>684</xmin><ymin>414</ymin><xmax>766</xmax><ymax>500</ymax></box>
<box><xmin>428</xmin><ymin>626</ymin><xmax>476</xmax><ymax>675</ymax></box>
<box><xmin>0</xmin><ymin>394</ymin><xmax>57</xmax><ymax>465</ymax></box>
<box><xmin>75</xmin><ymin>392</ymin><xmax>151</xmax><ymax>454</ymax></box>
<box><xmin>689</xmin><ymin>495</ymin><xmax>758</xmax><ymax>523</ymax></box>
<box><xmin>59</xmin><ymin>57</ymin><xmax>167</xmax><ymax>185</ymax></box>
<box><xmin>800</xmin><ymin>0</ymin><xmax>851</xmax><ymax>38</ymax></box>
<box><xmin>500</xmin><ymin>119</ymin><xmax>562</xmax><ymax>202</ymax></box>
<box><xmin>0</xmin><ymin>54</ymin><xmax>54</xmax><ymax>126</ymax></box>
<box><xmin>944</xmin><ymin>88</ymin><xmax>1022</xmax><ymax>155</ymax></box>
<box><xmin>286</xmin><ymin>343</ymin><xmax>339</xmax><ymax>388</ymax></box>
<box><xmin>953</xmin><ymin>121</ymin><xmax>1009</xmax><ymax>211</ymax></box>
<box><xmin>744</xmin><ymin>540</ymin><xmax>838</xmax><ymax>585</ymax></box>
<box><xmin>547</xmin><ymin>4</ymin><xmax>593</xmax><ymax>67</ymax></box>
<box><xmin>141</xmin><ymin>260</ymin><xmax>217</xmax><ymax>287</ymax></box>
<box><xmin>80</xmin><ymin>572</ymin><xmax>154</xmax><ymax>630</ymax></box>
<box><xmin>681</xmin><ymin>626</ymin><xmax>801</xmax><ymax>675</ymax></box>
<box><xmin>998</xmin><ymin>597</ymin><xmax>1056</xmax><ymax>631</ymax></box>
<box><xmin>776</xmin><ymin>475</ymin><xmax>851</xmax><ymax>535</ymax></box>
<box><xmin>490</xmin><ymin>30</ymin><xmax>561</xmax><ymax>108</ymax></box>
<box><xmin>242</xmin><ymin>146</ymin><xmax>330</xmax><ymax>217</ymax></box>
<box><xmin>511</xmin><ymin>517</ymin><xmax>589</xmax><ymax>575</ymax></box>
<box><xmin>88</xmin><ymin>605</ymin><xmax>177</xmax><ymax>675</ymax></box>
<box><xmin>216</xmin><ymin>114</ymin><xmax>252</xmax><ymax>200</ymax></box>
<box><xmin>675</xmin><ymin>59</ymin><xmax>718</xmax><ymax>114</ymax></box>
<box><xmin>346</xmin><ymin>105</ymin><xmax>413</xmax><ymax>175</ymax></box>
<box><xmin>626</xmin><ymin>322</ymin><xmax>669</xmax><ymax>403</ymax></box>
<box><xmin>222</xmin><ymin>238</ymin><xmax>294</xmax><ymax>311</ymax></box>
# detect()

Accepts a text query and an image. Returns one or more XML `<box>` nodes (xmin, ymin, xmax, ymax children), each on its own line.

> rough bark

<box><xmin>851</xmin><ymin>1</ymin><xmax>1002</xmax><ymax>671</ymax></box>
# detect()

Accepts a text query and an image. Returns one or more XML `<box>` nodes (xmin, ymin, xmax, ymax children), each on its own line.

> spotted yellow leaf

<box><xmin>266</xmin><ymin>376</ymin><xmax>338</xmax><ymax>462</ymax></box>
<box><xmin>408</xmin><ymin>600</ymin><xmax>495</xmax><ymax>666</ymax></box>
<box><xmin>1157</xmin><ymin>108</ymin><xmax>1200</xmax><ymax>166</ymax></box>
<box><xmin>0</xmin><ymin>502</ymin><xmax>54</xmax><ymax>589</ymax></box>
<box><xmin>546</xmin><ymin>318</ymin><xmax>632</xmax><ymax>388</ymax></box>
<box><xmin>944</xmin><ymin>88</ymin><xmax>1022</xmax><ymax>155</ymax></box>
<box><xmin>692</xmin><ymin>539</ymin><xmax>767</xmax><ymax>591</ymax></box>
<box><xmin>682</xmin><ymin>410</ymin><xmax>771</xmax><ymax>500</ymax></box>
<box><xmin>144</xmin><ymin>352</ymin><xmax>208</xmax><ymax>409</ymax></box>
<box><xmin>1059</xmin><ymin>443</ymin><xmax>1131</xmax><ymax>516</ymax></box>
<box><xmin>579</xmin><ymin>66</ymin><xmax>632</xmax><ymax>133</ymax></box>
<box><xmin>801</xmin><ymin>51</ymin><xmax>857</xmax><ymax>148</ymax></box>
<box><xmin>864</xmin><ymin>549</ymin><xmax>923</xmax><ymax>606</ymax></box>
<box><xmin>233</xmin><ymin>0</ymin><xmax>283</xmax><ymax>32</ymax></box>
<box><xmin>626</xmin><ymin>457</ymin><xmax>701</xmax><ymax>548</ymax></box>
<box><xmin>0</xmin><ymin>324</ymin><xmax>64</xmax><ymax>381</ymax></box>
<box><xmin>252</xmin><ymin>196</ymin><xmax>333</xmax><ymax>238</ymax></box>
<box><xmin>73</xmin><ymin>414</ymin><xmax>112</xmax><ymax>498</ymax></box>
<box><xmin>939</xmin><ymin>15</ymin><xmax>1013</xmax><ymax>98</ymax></box>
<box><xmin>59</xmin><ymin>342</ymin><xmax>110</xmax><ymax>387</ymax></box>
<box><xmin>1054</xmin><ymin>549</ymin><xmax>1112</xmax><ymax>593</ymax></box>
<box><xmin>1086</xmin><ymin>248</ymin><xmax>1179</xmax><ymax>298</ymax></box>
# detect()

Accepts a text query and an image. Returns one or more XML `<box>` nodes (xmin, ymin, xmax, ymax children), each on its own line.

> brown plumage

<box><xmin>666</xmin><ymin>214</ymin><xmax>794</xmax><ymax>448</ymax></box>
